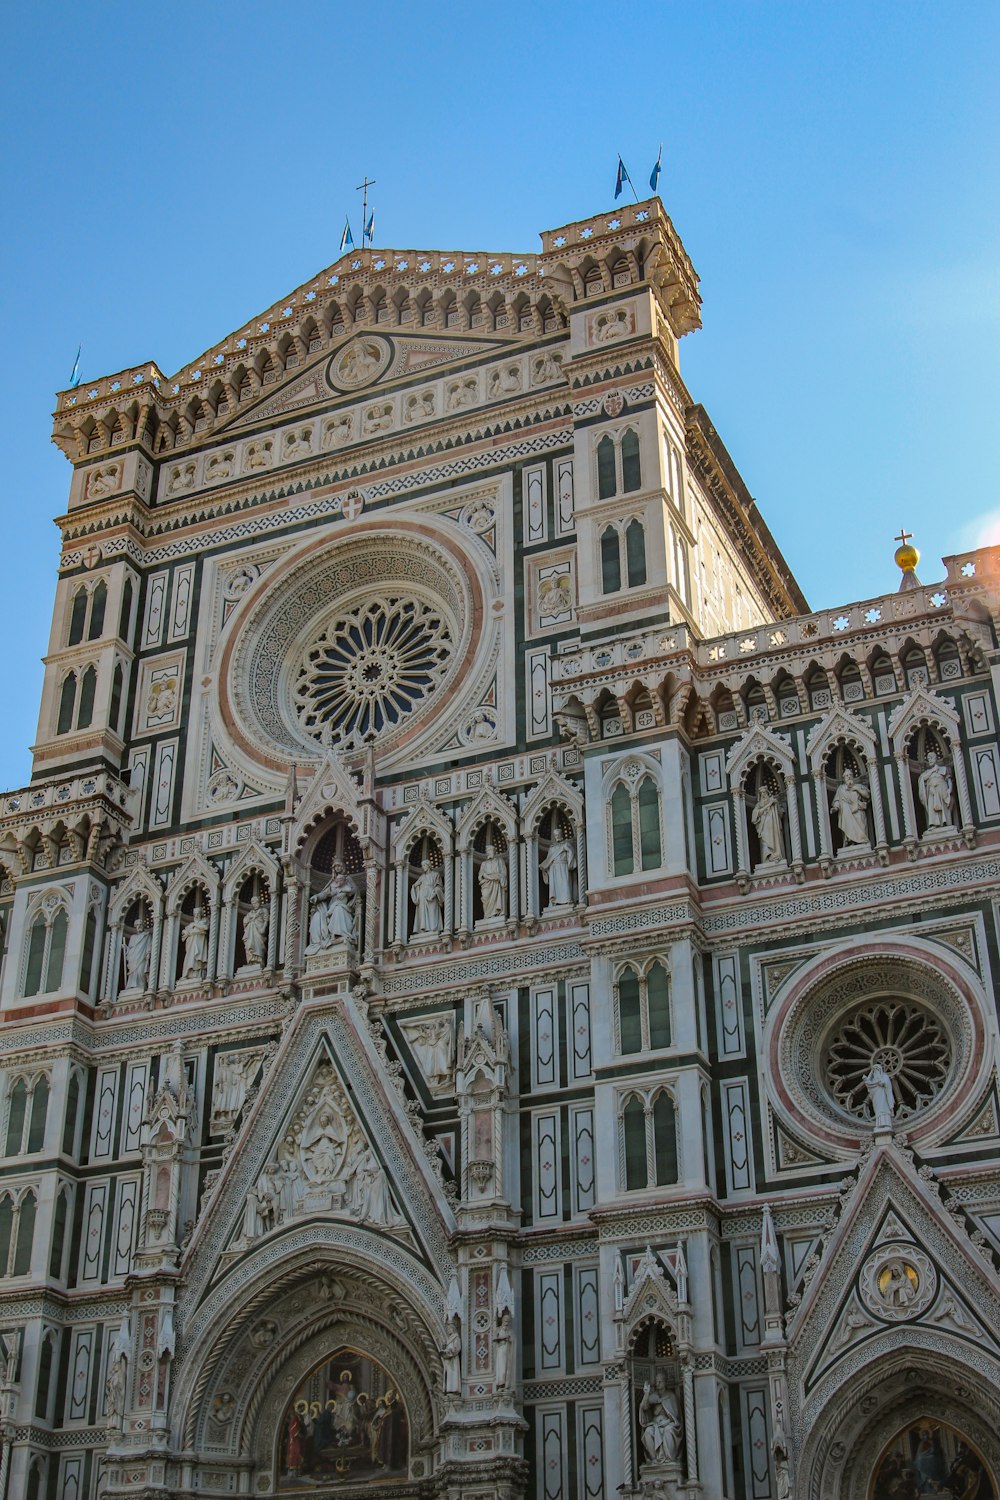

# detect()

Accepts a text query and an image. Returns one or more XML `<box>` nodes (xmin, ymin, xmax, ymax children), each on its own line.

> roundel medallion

<box><xmin>327</xmin><ymin>335</ymin><xmax>393</xmax><ymax>391</ymax></box>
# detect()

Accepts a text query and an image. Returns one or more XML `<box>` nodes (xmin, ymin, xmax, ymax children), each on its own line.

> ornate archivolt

<box><xmin>763</xmin><ymin>936</ymin><xmax>992</xmax><ymax>1157</ymax></box>
<box><xmin>174</xmin><ymin>1248</ymin><xmax>442</xmax><ymax>1480</ymax></box>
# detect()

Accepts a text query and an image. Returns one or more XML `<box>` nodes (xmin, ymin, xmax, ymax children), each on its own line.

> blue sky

<box><xmin>0</xmin><ymin>2</ymin><xmax>997</xmax><ymax>789</ymax></box>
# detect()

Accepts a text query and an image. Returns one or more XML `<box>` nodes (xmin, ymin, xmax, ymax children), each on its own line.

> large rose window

<box><xmin>825</xmin><ymin>998</ymin><xmax>951</xmax><ymax>1121</ymax></box>
<box><xmin>220</xmin><ymin>524</ymin><xmax>483</xmax><ymax>768</ymax></box>
<box><xmin>292</xmin><ymin>596</ymin><xmax>452</xmax><ymax>748</ymax></box>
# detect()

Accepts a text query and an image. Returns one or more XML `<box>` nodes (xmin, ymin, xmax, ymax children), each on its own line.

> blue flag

<box><xmin>614</xmin><ymin>156</ymin><xmax>626</xmax><ymax>200</ymax></box>
<box><xmin>364</xmin><ymin>211</ymin><xmax>375</xmax><ymax>245</ymax></box>
<box><xmin>650</xmin><ymin>145</ymin><xmax>662</xmax><ymax>193</ymax></box>
<box><xmin>69</xmin><ymin>344</ymin><xmax>82</xmax><ymax>388</ymax></box>
<box><xmin>339</xmin><ymin>218</ymin><xmax>354</xmax><ymax>253</ymax></box>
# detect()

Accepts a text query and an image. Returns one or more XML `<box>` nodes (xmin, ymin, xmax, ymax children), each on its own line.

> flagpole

<box><xmin>356</xmin><ymin>175</ymin><xmax>376</xmax><ymax>247</ymax></box>
<box><xmin>618</xmin><ymin>152</ymin><xmax>641</xmax><ymax>205</ymax></box>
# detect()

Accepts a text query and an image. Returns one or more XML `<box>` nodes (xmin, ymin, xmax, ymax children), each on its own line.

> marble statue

<box><xmin>442</xmin><ymin>1315</ymin><xmax>462</xmax><ymax>1395</ymax></box>
<box><xmin>494</xmin><ymin>1307</ymin><xmax>513</xmax><ymax>1391</ymax></box>
<box><xmin>478</xmin><ymin>840</ymin><xmax>508</xmax><ymax>921</ymax></box>
<box><xmin>831</xmin><ymin>769</ymin><xmax>871</xmax><ymax>846</ymax></box>
<box><xmin>241</xmin><ymin>894</ymin><xmax>268</xmax><ymax>967</ymax></box>
<box><xmin>124</xmin><ymin>912</ymin><xmax>152</xmax><ymax>990</ymax></box>
<box><xmin>411</xmin><ymin>860</ymin><xmax>444</xmax><ymax>935</ymax></box>
<box><xmin>863</xmin><ymin>1061</ymin><xmax>895</xmax><ymax>1131</ymax></box>
<box><xmin>540</xmin><ymin>826</ymin><xmax>576</xmax><ymax>907</ymax></box>
<box><xmin>751</xmin><ymin>783</ymin><xmax>784</xmax><ymax>864</ymax></box>
<box><xmin>880</xmin><ymin>1258</ymin><xmax>917</xmax><ymax>1308</ymax></box>
<box><xmin>306</xmin><ymin>862</ymin><xmax>356</xmax><ymax>953</ymax></box>
<box><xmin>918</xmin><ymin>749</ymin><xmax>954</xmax><ymax>829</ymax></box>
<box><xmin>181</xmin><ymin>905</ymin><xmax>209</xmax><ymax>980</ymax></box>
<box><xmin>105</xmin><ymin>1354</ymin><xmax>126</xmax><ymax>1423</ymax></box>
<box><xmin>639</xmin><ymin>1372</ymin><xmax>683</xmax><ymax>1464</ymax></box>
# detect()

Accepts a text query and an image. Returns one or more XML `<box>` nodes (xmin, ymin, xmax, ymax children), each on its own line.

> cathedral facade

<box><xmin>0</xmin><ymin>196</ymin><xmax>998</xmax><ymax>1500</ymax></box>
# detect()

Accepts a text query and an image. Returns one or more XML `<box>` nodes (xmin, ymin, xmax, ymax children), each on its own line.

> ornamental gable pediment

<box><xmin>180</xmin><ymin>999</ymin><xmax>455</xmax><ymax>1324</ymax></box>
<box><xmin>785</xmin><ymin>1145</ymin><xmax>1000</xmax><ymax>1418</ymax></box>
<box><xmin>221</xmin><ymin>332</ymin><xmax>513</xmax><ymax>433</ymax></box>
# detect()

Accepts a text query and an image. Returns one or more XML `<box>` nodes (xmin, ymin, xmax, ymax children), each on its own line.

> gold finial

<box><xmin>894</xmin><ymin>528</ymin><xmax>921</xmax><ymax>590</ymax></box>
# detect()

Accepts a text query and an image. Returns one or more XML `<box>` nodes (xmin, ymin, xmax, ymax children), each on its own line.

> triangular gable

<box><xmin>786</xmin><ymin>1145</ymin><xmax>1000</xmax><ymax>1407</ymax></box>
<box><xmin>180</xmin><ymin>994</ymin><xmax>455</xmax><ymax>1322</ymax></box>
<box><xmin>804</xmin><ymin>701</ymin><xmax>877</xmax><ymax>768</ymax></box>
<box><xmin>221</xmin><ymin>333</ymin><xmax>516</xmax><ymax>433</ymax></box>
<box><xmin>886</xmin><ymin>684</ymin><xmax>960</xmax><ymax>748</ymax></box>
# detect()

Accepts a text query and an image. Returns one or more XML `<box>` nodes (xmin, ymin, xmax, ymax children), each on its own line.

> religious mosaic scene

<box><xmin>0</xmin><ymin>191</ymin><xmax>998</xmax><ymax>1500</ymax></box>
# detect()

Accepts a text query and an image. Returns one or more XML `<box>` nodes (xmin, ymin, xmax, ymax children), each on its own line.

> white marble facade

<box><xmin>1</xmin><ymin>198</ymin><xmax>999</xmax><ymax>1500</ymax></box>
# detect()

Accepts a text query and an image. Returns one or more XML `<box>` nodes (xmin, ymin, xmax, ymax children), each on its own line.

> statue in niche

<box><xmin>306</xmin><ymin>860</ymin><xmax>356</xmax><ymax>953</ymax></box>
<box><xmin>442</xmin><ymin>1313</ymin><xmax>462</xmax><ymax>1395</ymax></box>
<box><xmin>540</xmin><ymin>825</ymin><xmax>576</xmax><ymax>908</ymax></box>
<box><xmin>407</xmin><ymin>1016</ymin><xmax>454</xmax><ymax>1088</ymax></box>
<box><xmin>105</xmin><ymin>1352</ymin><xmax>126</xmax><ymax>1424</ymax></box>
<box><xmin>751</xmin><ymin>782</ymin><xmax>784</xmax><ymax>864</ymax></box>
<box><xmin>181</xmin><ymin>904</ymin><xmax>209</xmax><ymax>979</ymax></box>
<box><xmin>494</xmin><ymin>1307</ymin><xmax>513</xmax><ymax>1391</ymax></box>
<box><xmin>918</xmin><ymin>749</ymin><xmax>954</xmax><ymax>829</ymax></box>
<box><xmin>411</xmin><ymin>859</ymin><xmax>444</xmax><ymax>935</ymax></box>
<box><xmin>863</xmin><ymin>1061</ymin><xmax>895</xmax><ymax>1131</ymax></box>
<box><xmin>241</xmin><ymin>893</ymin><xmax>268</xmax><ymax>967</ymax></box>
<box><xmin>639</xmin><ymin>1371</ymin><xmax>683</xmax><ymax>1464</ymax></box>
<box><xmin>478</xmin><ymin>839</ymin><xmax>508</xmax><ymax>922</ymax></box>
<box><xmin>831</xmin><ymin>768</ymin><xmax>871</xmax><ymax>846</ymax></box>
<box><xmin>124</xmin><ymin>911</ymin><xmax>152</xmax><ymax>990</ymax></box>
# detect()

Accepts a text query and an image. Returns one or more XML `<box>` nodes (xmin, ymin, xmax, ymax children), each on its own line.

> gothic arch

<box><xmin>797</xmin><ymin>1341</ymin><xmax>1000</xmax><ymax>1500</ymax></box>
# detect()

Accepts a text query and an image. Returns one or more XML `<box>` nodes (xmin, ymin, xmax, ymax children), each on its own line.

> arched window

<box><xmin>616</xmin><ymin>961</ymin><xmax>671</xmax><ymax>1054</ymax></box>
<box><xmin>620</xmin><ymin>1089</ymin><xmax>679</xmax><ymax>1191</ymax></box>
<box><xmin>611</xmin><ymin>782</ymin><xmax>633</xmax><ymax>875</ymax></box>
<box><xmin>76</xmin><ymin>666</ymin><xmax>97</xmax><ymax>729</ymax></box>
<box><xmin>34</xmin><ymin>1326</ymin><xmax>55</xmax><ymax>1419</ymax></box>
<box><xmin>26</xmin><ymin>1075</ymin><xmax>48</xmax><ymax>1153</ymax></box>
<box><xmin>49</xmin><ymin>1189</ymin><xmax>69</xmax><ymax>1280</ymax></box>
<box><xmin>110</xmin><ymin>663</ymin><xmax>124</xmax><ymax>732</ymax></box>
<box><xmin>623</xmin><ymin>1095</ymin><xmax>647</xmax><ymax>1190</ymax></box>
<box><xmin>23</xmin><ymin>903</ymin><xmax>70</xmax><ymax>998</ymax></box>
<box><xmin>45</xmin><ymin>909</ymin><xmax>68</xmax><ymax>993</ymax></box>
<box><xmin>597</xmin><ymin>435</ymin><xmax>617</xmax><ymax>500</ymax></box>
<box><xmin>625</xmin><ymin>519</ymin><xmax>647</xmax><ymax>586</ymax></box>
<box><xmin>601</xmin><ymin>526</ymin><xmax>622</xmax><ymax>593</ymax></box>
<box><xmin>24</xmin><ymin>915</ymin><xmax>47</xmax><ymax>995</ymax></box>
<box><xmin>5</xmin><ymin>1079</ymin><xmax>27</xmax><ymax>1154</ymax></box>
<box><xmin>12</xmin><ymin>1189</ymin><xmax>36</xmax><ymax>1275</ymax></box>
<box><xmin>80</xmin><ymin>904</ymin><xmax>100</xmax><ymax>996</ymax></box>
<box><xmin>57</xmin><ymin>674</ymin><xmax>76</xmax><ymax>735</ymax></box>
<box><xmin>609</xmin><ymin>771</ymin><xmax>663</xmax><ymax>876</ymax></box>
<box><xmin>621</xmin><ymin>429</ymin><xmax>642</xmax><ymax>492</ymax></box>
<box><xmin>68</xmin><ymin>588</ymin><xmax>87</xmax><ymax>646</ymax></box>
<box><xmin>0</xmin><ymin>1197</ymin><xmax>13</xmax><ymax>1274</ymax></box>
<box><xmin>62</xmin><ymin>1072</ymin><xmax>81</xmax><ymax>1157</ymax></box>
<box><xmin>652</xmin><ymin>1092</ymin><xmax>678</xmax><ymax>1184</ymax></box>
<box><xmin>87</xmin><ymin>580</ymin><xmax>107</xmax><ymax>639</ymax></box>
<box><xmin>638</xmin><ymin>777</ymin><xmax>662</xmax><ymax>869</ymax></box>
<box><xmin>596</xmin><ymin>428</ymin><xmax>643</xmax><ymax>499</ymax></box>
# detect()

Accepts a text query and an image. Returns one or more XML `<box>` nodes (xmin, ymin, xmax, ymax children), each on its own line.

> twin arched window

<box><xmin>67</xmin><ymin>580</ymin><xmax>107</xmax><ymax>646</ymax></box>
<box><xmin>621</xmin><ymin>1089</ymin><xmax>678</xmax><ymax>1191</ymax></box>
<box><xmin>610</xmin><ymin>774</ymin><xmax>662</xmax><ymax>876</ymax></box>
<box><xmin>597</xmin><ymin>428</ymin><xmax>642</xmax><ymax>500</ymax></box>
<box><xmin>24</xmin><ymin>905</ymin><xmax>68</xmax><ymax>997</ymax></box>
<box><xmin>4</xmin><ymin>1073</ymin><xmax>48</xmax><ymax>1155</ymax></box>
<box><xmin>57</xmin><ymin>661</ymin><xmax>125</xmax><ymax>736</ymax></box>
<box><xmin>616</xmin><ymin>960</ymin><xmax>671</xmax><ymax>1053</ymax></box>
<box><xmin>601</xmin><ymin>519</ymin><xmax>647</xmax><ymax>593</ymax></box>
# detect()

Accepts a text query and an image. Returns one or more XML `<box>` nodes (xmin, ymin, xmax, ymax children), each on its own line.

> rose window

<box><xmin>825</xmin><ymin>998</ymin><xmax>951</xmax><ymax>1120</ymax></box>
<box><xmin>291</xmin><ymin>595</ymin><xmax>453</xmax><ymax>748</ymax></box>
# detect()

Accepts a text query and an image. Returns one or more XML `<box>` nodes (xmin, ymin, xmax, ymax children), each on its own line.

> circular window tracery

<box><xmin>825</xmin><ymin>998</ymin><xmax>951</xmax><ymax>1121</ymax></box>
<box><xmin>292</xmin><ymin>595</ymin><xmax>453</xmax><ymax>748</ymax></box>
